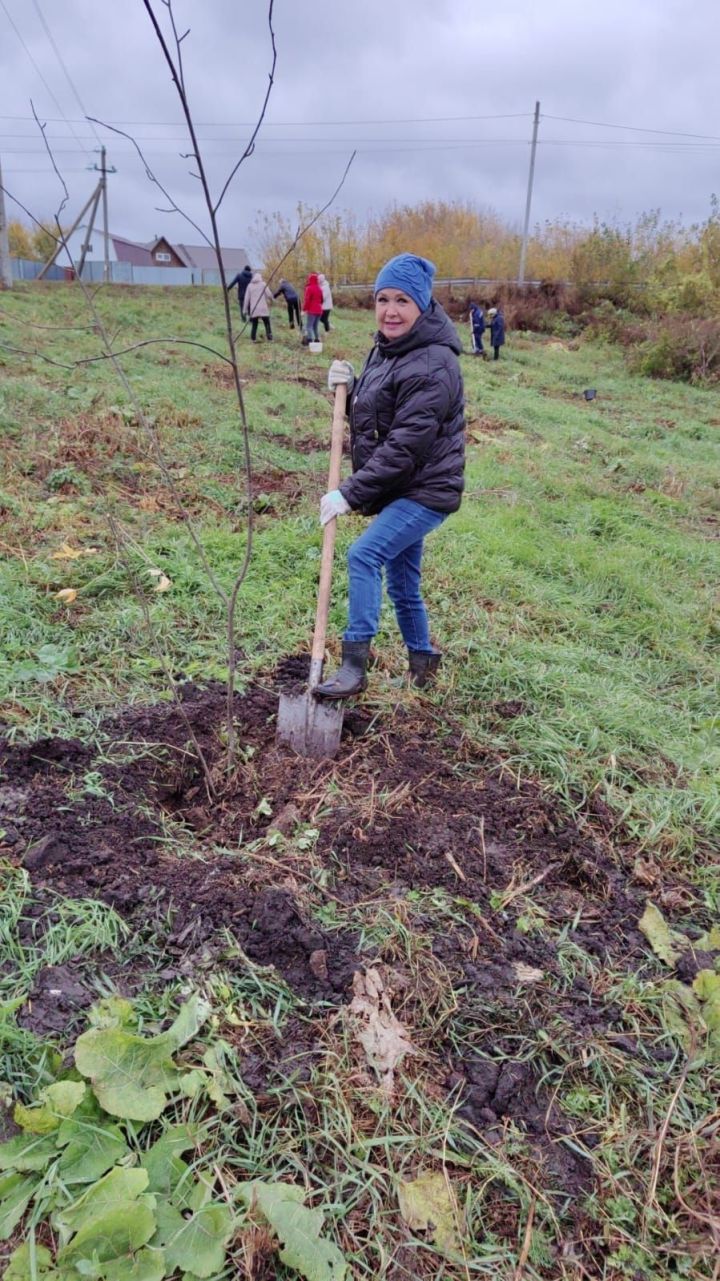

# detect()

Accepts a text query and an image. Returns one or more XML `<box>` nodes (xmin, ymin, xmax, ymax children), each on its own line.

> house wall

<box><xmin>148</xmin><ymin>238</ymin><xmax>185</xmax><ymax>268</ymax></box>
<box><xmin>58</xmin><ymin>226</ymin><xmax>118</xmax><ymax>266</ymax></box>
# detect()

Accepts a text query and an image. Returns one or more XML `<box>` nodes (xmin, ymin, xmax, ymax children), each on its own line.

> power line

<box><xmin>2</xmin><ymin>138</ymin><xmax>720</xmax><ymax>156</ymax></box>
<box><xmin>0</xmin><ymin>111</ymin><xmax>533</xmax><ymax>127</ymax></box>
<box><xmin>1</xmin><ymin>109</ymin><xmax>718</xmax><ymax>143</ymax></box>
<box><xmin>543</xmin><ymin>113</ymin><xmax>720</xmax><ymax>144</ymax></box>
<box><xmin>0</xmin><ymin>0</ymin><xmax>93</xmax><ymax>161</ymax></box>
<box><xmin>2</xmin><ymin>166</ymin><xmax>91</xmax><ymax>173</ymax></box>
<box><xmin>30</xmin><ymin>0</ymin><xmax>102</xmax><ymax>145</ymax></box>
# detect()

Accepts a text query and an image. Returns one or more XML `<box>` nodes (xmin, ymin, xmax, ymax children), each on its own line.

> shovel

<box><xmin>276</xmin><ymin>382</ymin><xmax>348</xmax><ymax>758</ymax></box>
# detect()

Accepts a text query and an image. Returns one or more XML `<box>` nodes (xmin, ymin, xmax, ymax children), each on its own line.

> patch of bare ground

<box><xmin>0</xmin><ymin>662</ymin><xmax>696</xmax><ymax>1234</ymax></box>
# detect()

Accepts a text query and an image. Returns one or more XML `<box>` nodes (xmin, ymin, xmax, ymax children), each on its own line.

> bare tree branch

<box><xmin>0</xmin><ymin>307</ymin><xmax>99</xmax><ymax>332</ymax></box>
<box><xmin>0</xmin><ymin>336</ymin><xmax>235</xmax><ymax>369</ymax></box>
<box><xmin>86</xmin><ymin>116</ymin><xmax>211</xmax><ymax>247</ymax></box>
<box><xmin>140</xmin><ymin>0</ymin><xmax>278</xmax><ymax>759</ymax></box>
<box><xmin>4</xmin><ymin>3</ymin><xmax>356</xmax><ymax>770</ymax></box>
<box><xmin>213</xmin><ymin>5</ymin><xmax>277</xmax><ymax>214</ymax></box>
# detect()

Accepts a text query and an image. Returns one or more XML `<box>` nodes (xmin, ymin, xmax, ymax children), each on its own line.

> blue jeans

<box><xmin>344</xmin><ymin>498</ymin><xmax>447</xmax><ymax>650</ymax></box>
<box><xmin>305</xmin><ymin>314</ymin><xmax>320</xmax><ymax>341</ymax></box>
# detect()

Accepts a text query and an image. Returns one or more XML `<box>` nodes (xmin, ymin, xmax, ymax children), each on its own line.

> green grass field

<box><xmin>0</xmin><ymin>283</ymin><xmax>718</xmax><ymax>1280</ymax></box>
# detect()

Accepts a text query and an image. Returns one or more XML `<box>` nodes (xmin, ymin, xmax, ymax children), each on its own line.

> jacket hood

<box><xmin>318</xmin><ymin>273</ymin><xmax>326</xmax><ymax>283</ymax></box>
<box><xmin>251</xmin><ymin>271</ymin><xmax>263</xmax><ymax>282</ymax></box>
<box><xmin>376</xmin><ymin>299</ymin><xmax>462</xmax><ymax>357</ymax></box>
<box><xmin>307</xmin><ymin>272</ymin><xmax>319</xmax><ymax>285</ymax></box>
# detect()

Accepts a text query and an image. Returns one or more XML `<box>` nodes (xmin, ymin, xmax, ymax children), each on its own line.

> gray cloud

<box><xmin>1</xmin><ymin>0</ymin><xmax>718</xmax><ymax>258</ymax></box>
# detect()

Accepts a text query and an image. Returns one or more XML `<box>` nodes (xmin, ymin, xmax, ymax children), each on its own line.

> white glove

<box><xmin>320</xmin><ymin>490</ymin><xmax>351</xmax><ymax>526</ymax></box>
<box><xmin>327</xmin><ymin>359</ymin><xmax>355</xmax><ymax>390</ymax></box>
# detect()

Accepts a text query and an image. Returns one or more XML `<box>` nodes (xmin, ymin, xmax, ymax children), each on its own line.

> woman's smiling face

<box><xmin>375</xmin><ymin>287</ymin><xmax>421</xmax><ymax>340</ymax></box>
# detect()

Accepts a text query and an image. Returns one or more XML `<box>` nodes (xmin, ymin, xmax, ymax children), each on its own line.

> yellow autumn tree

<box><xmin>8</xmin><ymin>220</ymin><xmax>34</xmax><ymax>259</ymax></box>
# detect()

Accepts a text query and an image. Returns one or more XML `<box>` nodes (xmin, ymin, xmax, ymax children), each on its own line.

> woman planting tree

<box><xmin>315</xmin><ymin>252</ymin><xmax>465</xmax><ymax>698</ymax></box>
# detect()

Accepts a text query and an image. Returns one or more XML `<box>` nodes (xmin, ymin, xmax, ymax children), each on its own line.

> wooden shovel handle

<box><xmin>309</xmin><ymin>382</ymin><xmax>348</xmax><ymax>682</ymax></box>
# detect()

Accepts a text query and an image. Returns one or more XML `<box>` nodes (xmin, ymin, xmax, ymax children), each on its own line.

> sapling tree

<box><xmin>0</xmin><ymin>0</ymin><xmax>355</xmax><ymax>772</ymax></box>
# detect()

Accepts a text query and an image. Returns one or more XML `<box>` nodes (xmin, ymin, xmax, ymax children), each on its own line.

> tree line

<box><xmin>253</xmin><ymin>198</ymin><xmax>720</xmax><ymax>313</ymax></box>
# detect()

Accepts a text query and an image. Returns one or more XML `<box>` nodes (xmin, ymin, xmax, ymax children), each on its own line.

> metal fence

<box><xmin>11</xmin><ymin>261</ymin><xmax>543</xmax><ymax>291</ymax></box>
<box><xmin>11</xmin><ymin>258</ymin><xmax>65</xmax><ymax>281</ymax></box>
<box><xmin>10</xmin><ymin>258</ymin><xmax>225</xmax><ymax>287</ymax></box>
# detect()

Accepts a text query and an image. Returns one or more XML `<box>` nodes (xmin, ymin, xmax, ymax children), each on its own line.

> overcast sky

<box><xmin>1</xmin><ymin>0</ymin><xmax>719</xmax><ymax>257</ymax></box>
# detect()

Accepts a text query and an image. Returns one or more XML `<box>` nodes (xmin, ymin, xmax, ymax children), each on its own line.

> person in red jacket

<box><xmin>302</xmin><ymin>272</ymin><xmax>323</xmax><ymax>343</ymax></box>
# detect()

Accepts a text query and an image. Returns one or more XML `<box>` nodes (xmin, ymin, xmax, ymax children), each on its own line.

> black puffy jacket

<box><xmin>339</xmin><ymin>301</ymin><xmax>465</xmax><ymax>516</ymax></box>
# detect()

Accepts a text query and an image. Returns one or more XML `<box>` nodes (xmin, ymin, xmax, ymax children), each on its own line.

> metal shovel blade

<box><xmin>276</xmin><ymin>689</ymin><xmax>344</xmax><ymax>758</ymax></box>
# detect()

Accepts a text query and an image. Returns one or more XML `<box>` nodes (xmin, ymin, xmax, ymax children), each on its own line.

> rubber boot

<box><xmin>314</xmin><ymin>641</ymin><xmax>370</xmax><ymax>700</ymax></box>
<box><xmin>408</xmin><ymin>649</ymin><xmax>442</xmax><ymax>689</ymax></box>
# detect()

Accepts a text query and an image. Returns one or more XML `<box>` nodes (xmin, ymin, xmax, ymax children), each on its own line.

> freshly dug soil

<box><xmin>0</xmin><ymin>665</ymin><xmax>654</xmax><ymax>1215</ymax></box>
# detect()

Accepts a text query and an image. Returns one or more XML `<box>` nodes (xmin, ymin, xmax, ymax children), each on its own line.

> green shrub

<box><xmin>628</xmin><ymin>317</ymin><xmax>720</xmax><ymax>383</ymax></box>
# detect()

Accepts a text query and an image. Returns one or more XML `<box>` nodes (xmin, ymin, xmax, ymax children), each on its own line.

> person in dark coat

<box><xmin>273</xmin><ymin>278</ymin><xmax>301</xmax><ymax>328</ymax></box>
<box><xmin>469</xmin><ymin>302</ymin><xmax>487</xmax><ymax>358</ymax></box>
<box><xmin>315</xmin><ymin>252</ymin><xmax>465</xmax><ymax>698</ymax></box>
<box><xmin>227</xmin><ymin>264</ymin><xmax>253</xmax><ymax>319</ymax></box>
<box><xmin>488</xmin><ymin>307</ymin><xmax>505</xmax><ymax>360</ymax></box>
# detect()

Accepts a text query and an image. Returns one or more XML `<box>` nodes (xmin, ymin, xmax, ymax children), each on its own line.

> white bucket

<box><xmin>308</xmin><ymin>341</ymin><xmax>323</xmax><ymax>354</ymax></box>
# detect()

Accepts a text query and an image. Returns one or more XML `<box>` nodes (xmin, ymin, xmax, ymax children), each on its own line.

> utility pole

<box><xmin>38</xmin><ymin>186</ymin><xmax>98</xmax><ymax>279</ymax></box>
<box><xmin>0</xmin><ymin>156</ymin><xmax>12</xmax><ymax>290</ymax></box>
<box><xmin>76</xmin><ymin>184</ymin><xmax>102</xmax><ymax>277</ymax></box>
<box><xmin>100</xmin><ymin>147</ymin><xmax>110</xmax><ymax>283</ymax></box>
<box><xmin>37</xmin><ymin>148</ymin><xmax>115</xmax><ymax>282</ymax></box>
<box><xmin>518</xmin><ymin>100</ymin><xmax>540</xmax><ymax>287</ymax></box>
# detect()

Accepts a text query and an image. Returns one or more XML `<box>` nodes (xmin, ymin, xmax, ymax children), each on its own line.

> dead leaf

<box><xmin>632</xmin><ymin>857</ymin><xmax>660</xmax><ymax>887</ymax></box>
<box><xmin>349</xmin><ymin>967</ymin><xmax>415</xmax><ymax>1096</ymax></box>
<box><xmin>398</xmin><ymin>1171</ymin><xmax>460</xmax><ymax>1256</ymax></box>
<box><xmin>55</xmin><ymin>588</ymin><xmax>78</xmax><ymax>604</ymax></box>
<box><xmin>308</xmin><ymin>950</ymin><xmax>328</xmax><ymax>982</ymax></box>
<box><xmin>50</xmin><ymin>543</ymin><xmax>98</xmax><ymax>561</ymax></box>
<box><xmin>147</xmin><ymin>568</ymin><xmax>171</xmax><ymax>592</ymax></box>
<box><xmin>512</xmin><ymin>962</ymin><xmax>544</xmax><ymax>984</ymax></box>
<box><xmin>639</xmin><ymin>902</ymin><xmax>686</xmax><ymax>967</ymax></box>
<box><xmin>268</xmin><ymin>802</ymin><xmax>302</xmax><ymax>836</ymax></box>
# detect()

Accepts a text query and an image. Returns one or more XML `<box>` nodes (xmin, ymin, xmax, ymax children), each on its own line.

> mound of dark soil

<box><xmin>0</xmin><ymin>666</ymin><xmax>653</xmax><ymax>1217</ymax></box>
<box><xmin>1</xmin><ymin>671</ymin><xmax>645</xmax><ymax>996</ymax></box>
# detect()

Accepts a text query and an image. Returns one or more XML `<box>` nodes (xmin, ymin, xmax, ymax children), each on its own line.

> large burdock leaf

<box><xmin>56</xmin><ymin>1092</ymin><xmax>129</xmax><ymax>1183</ymax></box>
<box><xmin>202</xmin><ymin>1041</ymin><xmax>238</xmax><ymax>1108</ymax></box>
<box><xmin>3</xmin><ymin>1242</ymin><xmax>57</xmax><ymax>1280</ymax></box>
<box><xmin>74</xmin><ymin>1026</ymin><xmax>179</xmax><ymax>1121</ymax></box>
<box><xmin>140</xmin><ymin>1125</ymin><xmax>196</xmax><ymax>1206</ymax></box>
<box><xmin>14</xmin><ymin>1081</ymin><xmax>86</xmax><ymax>1134</ymax></box>
<box><xmin>55</xmin><ymin>1167</ymin><xmax>151</xmax><ymax>1238</ymax></box>
<box><xmin>0</xmin><ymin>1131</ymin><xmax>58</xmax><ymax>1172</ymax></box>
<box><xmin>103</xmin><ymin>1248</ymin><xmax>166</xmax><ymax>1281</ymax></box>
<box><xmin>160</xmin><ymin>1202</ymin><xmax>234</xmax><ymax>1279</ymax></box>
<box><xmin>397</xmin><ymin>1171</ymin><xmax>460</xmax><ymax>1256</ymax></box>
<box><xmin>237</xmin><ymin>1181</ymin><xmax>347</xmax><ymax>1281</ymax></box>
<box><xmin>166</xmin><ymin>994</ymin><xmax>211</xmax><ymax>1050</ymax></box>
<box><xmin>638</xmin><ymin>903</ymin><xmax>686</xmax><ymax>966</ymax></box>
<box><xmin>87</xmin><ymin>995</ymin><xmax>136</xmax><ymax>1030</ymax></box>
<box><xmin>57</xmin><ymin>1199</ymin><xmax>157</xmax><ymax>1273</ymax></box>
<box><xmin>348</xmin><ymin>968</ymin><xmax>415</xmax><ymax>1096</ymax></box>
<box><xmin>0</xmin><ymin>1171</ymin><xmax>39</xmax><ymax>1240</ymax></box>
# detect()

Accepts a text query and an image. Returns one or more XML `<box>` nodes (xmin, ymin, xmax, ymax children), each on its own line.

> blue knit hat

<box><xmin>374</xmin><ymin>253</ymin><xmax>436</xmax><ymax>312</ymax></box>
